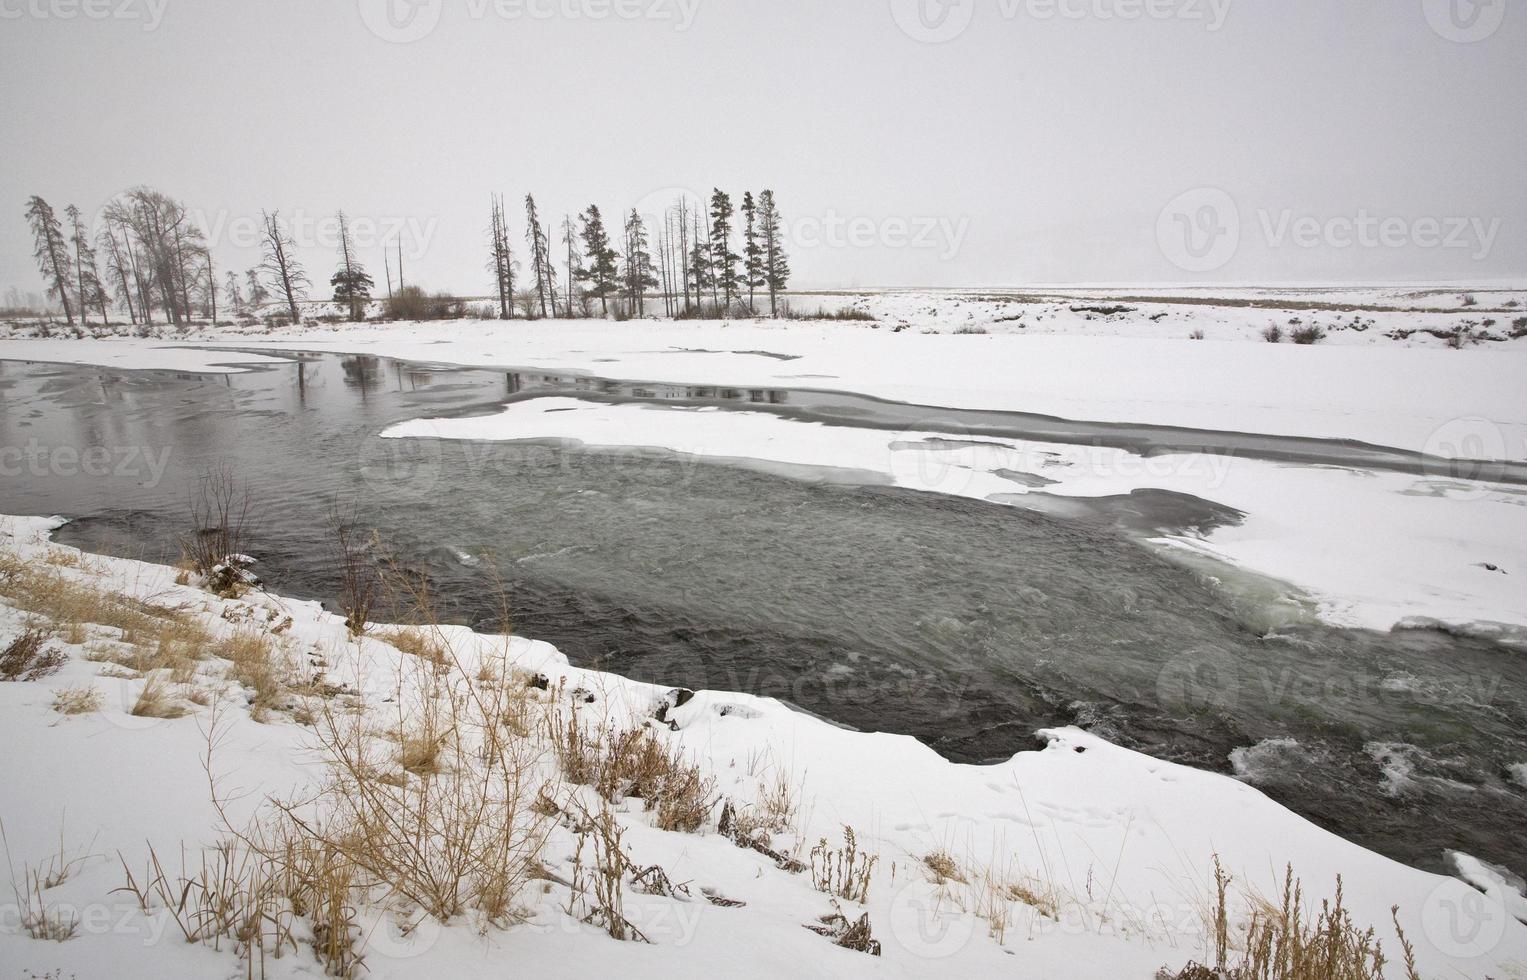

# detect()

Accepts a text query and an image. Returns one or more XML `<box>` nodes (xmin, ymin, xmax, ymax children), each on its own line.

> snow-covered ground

<box><xmin>2</xmin><ymin>514</ymin><xmax>1523</xmax><ymax>980</ymax></box>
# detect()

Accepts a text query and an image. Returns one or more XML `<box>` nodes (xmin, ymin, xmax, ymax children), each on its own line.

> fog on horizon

<box><xmin>2</xmin><ymin>0</ymin><xmax>1522</xmax><ymax>296</ymax></box>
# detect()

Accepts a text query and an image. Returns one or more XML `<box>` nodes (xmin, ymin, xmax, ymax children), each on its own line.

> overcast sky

<box><xmin>2</xmin><ymin>0</ymin><xmax>1522</xmax><ymax>295</ymax></box>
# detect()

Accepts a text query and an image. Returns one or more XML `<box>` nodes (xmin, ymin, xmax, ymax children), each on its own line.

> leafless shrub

<box><xmin>1289</xmin><ymin>325</ymin><xmax>1325</xmax><ymax>345</ymax></box>
<box><xmin>182</xmin><ymin>464</ymin><xmax>258</xmax><ymax>595</ymax></box>
<box><xmin>566</xmin><ymin>804</ymin><xmax>649</xmax><ymax>943</ymax></box>
<box><xmin>328</xmin><ymin>500</ymin><xmax>376</xmax><ymax>636</ymax></box>
<box><xmin>1</xmin><ymin>629</ymin><xmax>65</xmax><ymax>681</ymax></box>
<box><xmin>1262</xmin><ymin>324</ymin><xmax>1283</xmax><ymax>343</ymax></box>
<box><xmin>275</xmin><ymin>647</ymin><xmax>551</xmax><ymax>927</ymax></box>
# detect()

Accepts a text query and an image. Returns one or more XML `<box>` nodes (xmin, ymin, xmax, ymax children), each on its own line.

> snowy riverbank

<box><xmin>1</xmin><ymin>514</ymin><xmax>1523</xmax><ymax>979</ymax></box>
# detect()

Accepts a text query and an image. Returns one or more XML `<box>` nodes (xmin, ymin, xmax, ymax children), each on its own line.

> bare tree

<box><xmin>98</xmin><ymin>222</ymin><xmax>139</xmax><ymax>324</ymax></box>
<box><xmin>488</xmin><ymin>195</ymin><xmax>515</xmax><ymax>319</ymax></box>
<box><xmin>24</xmin><ymin>196</ymin><xmax>75</xmax><ymax>323</ymax></box>
<box><xmin>260</xmin><ymin>210</ymin><xmax>309</xmax><ymax>323</ymax></box>
<box><xmin>65</xmin><ymin>204</ymin><xmax>108</xmax><ymax>323</ymax></box>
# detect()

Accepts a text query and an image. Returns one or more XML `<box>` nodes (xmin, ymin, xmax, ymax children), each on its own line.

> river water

<box><xmin>1</xmin><ymin>350</ymin><xmax>1522</xmax><ymax>883</ymax></box>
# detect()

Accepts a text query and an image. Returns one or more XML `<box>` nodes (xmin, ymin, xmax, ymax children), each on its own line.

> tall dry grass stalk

<box><xmin>1160</xmin><ymin>859</ymin><xmax>1424</xmax><ymax>980</ymax></box>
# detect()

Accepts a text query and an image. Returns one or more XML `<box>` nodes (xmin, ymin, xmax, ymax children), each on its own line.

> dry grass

<box><xmin>118</xmin><ymin>841</ymin><xmax>303</xmax><ymax>978</ymax></box>
<box><xmin>549</xmin><ymin>710</ymin><xmax>718</xmax><ymax>833</ymax></box>
<box><xmin>51</xmin><ymin>684</ymin><xmax>103</xmax><ymax>715</ymax></box>
<box><xmin>3</xmin><ymin>824</ymin><xmax>84</xmax><ymax>943</ymax></box>
<box><xmin>1159</xmin><ymin>859</ymin><xmax>1423</xmax><ymax>980</ymax></box>
<box><xmin>810</xmin><ymin>826</ymin><xmax>878</xmax><ymax>904</ymax></box>
<box><xmin>267</xmin><ymin>648</ymin><xmax>552</xmax><ymax>928</ymax></box>
<box><xmin>381</xmin><ymin>627</ymin><xmax>448</xmax><ymax>668</ymax></box>
<box><xmin>806</xmin><ymin>899</ymin><xmax>882</xmax><ymax>955</ymax></box>
<box><xmin>923</xmin><ymin>849</ymin><xmax>967</xmax><ymax>885</ymax></box>
<box><xmin>131</xmin><ymin>672</ymin><xmax>190</xmax><ymax>719</ymax></box>
<box><xmin>216</xmin><ymin>629</ymin><xmax>285</xmax><ymax>719</ymax></box>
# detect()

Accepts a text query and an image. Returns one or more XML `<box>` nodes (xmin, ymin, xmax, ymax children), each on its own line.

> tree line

<box><xmin>490</xmin><ymin>188</ymin><xmax>791</xmax><ymax>320</ymax></box>
<box><xmin>22</xmin><ymin>185</ymin><xmax>790</xmax><ymax>324</ymax></box>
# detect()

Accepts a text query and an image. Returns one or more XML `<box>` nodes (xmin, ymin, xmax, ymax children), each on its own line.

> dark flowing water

<box><xmin>1</xmin><ymin>351</ymin><xmax>1523</xmax><ymax>884</ymax></box>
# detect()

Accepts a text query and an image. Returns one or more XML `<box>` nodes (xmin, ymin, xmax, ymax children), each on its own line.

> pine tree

<box><xmin>331</xmin><ymin>211</ymin><xmax>373</xmax><ymax>320</ymax></box>
<box><xmin>709</xmin><ymin>189</ymin><xmax>741</xmax><ymax>312</ymax></box>
<box><xmin>223</xmin><ymin>270</ymin><xmax>244</xmax><ymax>314</ymax></box>
<box><xmin>260</xmin><ymin>210</ymin><xmax>309</xmax><ymax>323</ymax></box>
<box><xmin>245</xmin><ymin>268</ymin><xmax>270</xmax><ymax>310</ymax></box>
<box><xmin>687</xmin><ymin>215</ymin><xmax>713</xmax><ymax>313</ymax></box>
<box><xmin>758</xmin><ymin>190</ymin><xmax>790</xmax><ymax>317</ymax></box>
<box><xmin>562</xmin><ymin>214</ymin><xmax>583</xmax><ymax>317</ymax></box>
<box><xmin>742</xmin><ymin>191</ymin><xmax>765</xmax><ymax>315</ymax></box>
<box><xmin>25</xmin><ymin>196</ymin><xmax>76</xmax><ymax>324</ymax></box>
<box><xmin>524</xmin><ymin>195</ymin><xmax>554</xmax><ymax>319</ymax></box>
<box><xmin>622</xmin><ymin>209</ymin><xmax>659</xmax><ymax>317</ymax></box>
<box><xmin>577</xmin><ymin>205</ymin><xmax>620</xmax><ymax>316</ymax></box>
<box><xmin>65</xmin><ymin>204</ymin><xmax>108</xmax><ymax>323</ymax></box>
